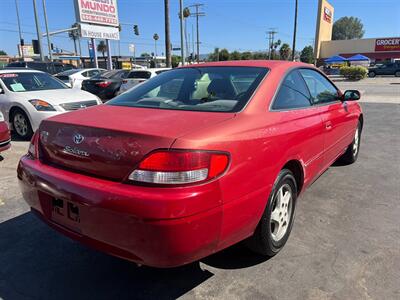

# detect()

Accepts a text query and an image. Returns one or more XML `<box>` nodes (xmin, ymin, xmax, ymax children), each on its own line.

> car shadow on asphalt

<box><xmin>0</xmin><ymin>212</ymin><xmax>269</xmax><ymax>299</ymax></box>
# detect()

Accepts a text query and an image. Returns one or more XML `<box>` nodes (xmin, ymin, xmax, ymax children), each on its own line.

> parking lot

<box><xmin>0</xmin><ymin>77</ymin><xmax>399</xmax><ymax>300</ymax></box>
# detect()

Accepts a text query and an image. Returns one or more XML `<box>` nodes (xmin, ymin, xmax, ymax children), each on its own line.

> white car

<box><xmin>0</xmin><ymin>69</ymin><xmax>102</xmax><ymax>139</ymax></box>
<box><xmin>55</xmin><ymin>68</ymin><xmax>106</xmax><ymax>89</ymax></box>
<box><xmin>118</xmin><ymin>68</ymin><xmax>171</xmax><ymax>95</ymax></box>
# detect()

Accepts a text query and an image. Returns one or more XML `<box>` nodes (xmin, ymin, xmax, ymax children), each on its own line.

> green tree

<box><xmin>332</xmin><ymin>17</ymin><xmax>365</xmax><ymax>40</ymax></box>
<box><xmin>279</xmin><ymin>43</ymin><xmax>292</xmax><ymax>60</ymax></box>
<box><xmin>241</xmin><ymin>51</ymin><xmax>253</xmax><ymax>60</ymax></box>
<box><xmin>171</xmin><ymin>55</ymin><xmax>180</xmax><ymax>67</ymax></box>
<box><xmin>141</xmin><ymin>52</ymin><xmax>151</xmax><ymax>58</ymax></box>
<box><xmin>269</xmin><ymin>39</ymin><xmax>281</xmax><ymax>59</ymax></box>
<box><xmin>0</xmin><ymin>50</ymin><xmax>7</xmax><ymax>56</ymax></box>
<box><xmin>253</xmin><ymin>52</ymin><xmax>267</xmax><ymax>60</ymax></box>
<box><xmin>218</xmin><ymin>49</ymin><xmax>230</xmax><ymax>61</ymax></box>
<box><xmin>300</xmin><ymin>46</ymin><xmax>314</xmax><ymax>64</ymax></box>
<box><xmin>229</xmin><ymin>51</ymin><xmax>242</xmax><ymax>60</ymax></box>
<box><xmin>208</xmin><ymin>48</ymin><xmax>220</xmax><ymax>61</ymax></box>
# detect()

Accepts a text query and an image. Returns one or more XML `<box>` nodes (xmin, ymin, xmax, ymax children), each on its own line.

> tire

<box><xmin>246</xmin><ymin>169</ymin><xmax>297</xmax><ymax>257</ymax></box>
<box><xmin>11</xmin><ymin>108</ymin><xmax>33</xmax><ymax>140</ymax></box>
<box><xmin>338</xmin><ymin>121</ymin><xmax>361</xmax><ymax>165</ymax></box>
<box><xmin>395</xmin><ymin>71</ymin><xmax>400</xmax><ymax>77</ymax></box>
<box><xmin>368</xmin><ymin>71</ymin><xmax>376</xmax><ymax>78</ymax></box>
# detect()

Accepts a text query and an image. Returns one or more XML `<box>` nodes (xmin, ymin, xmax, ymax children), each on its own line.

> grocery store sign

<box><xmin>80</xmin><ymin>23</ymin><xmax>120</xmax><ymax>40</ymax></box>
<box><xmin>75</xmin><ymin>0</ymin><xmax>119</xmax><ymax>27</ymax></box>
<box><xmin>375</xmin><ymin>38</ymin><xmax>400</xmax><ymax>52</ymax></box>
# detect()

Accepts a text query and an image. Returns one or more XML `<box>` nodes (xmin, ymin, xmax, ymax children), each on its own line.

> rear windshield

<box><xmin>0</xmin><ymin>72</ymin><xmax>67</xmax><ymax>92</ymax></box>
<box><xmin>127</xmin><ymin>71</ymin><xmax>152</xmax><ymax>79</ymax></box>
<box><xmin>108</xmin><ymin>66</ymin><xmax>268</xmax><ymax>112</ymax></box>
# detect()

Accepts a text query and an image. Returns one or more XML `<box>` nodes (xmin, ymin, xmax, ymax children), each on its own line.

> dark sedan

<box><xmin>81</xmin><ymin>70</ymin><xmax>129</xmax><ymax>101</ymax></box>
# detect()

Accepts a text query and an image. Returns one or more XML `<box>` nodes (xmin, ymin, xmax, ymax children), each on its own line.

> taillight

<box><xmin>122</xmin><ymin>79</ymin><xmax>128</xmax><ymax>84</ymax></box>
<box><xmin>128</xmin><ymin>150</ymin><xmax>230</xmax><ymax>185</ymax></box>
<box><xmin>27</xmin><ymin>131</ymin><xmax>39</xmax><ymax>159</ymax></box>
<box><xmin>95</xmin><ymin>81</ymin><xmax>112</xmax><ymax>88</ymax></box>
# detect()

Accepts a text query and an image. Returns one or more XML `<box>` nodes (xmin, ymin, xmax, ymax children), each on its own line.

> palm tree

<box><xmin>97</xmin><ymin>41</ymin><xmax>107</xmax><ymax>59</ymax></box>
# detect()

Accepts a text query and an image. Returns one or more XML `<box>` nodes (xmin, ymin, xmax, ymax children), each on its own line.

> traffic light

<box><xmin>32</xmin><ymin>39</ymin><xmax>40</xmax><ymax>54</ymax></box>
<box><xmin>133</xmin><ymin>25</ymin><xmax>139</xmax><ymax>36</ymax></box>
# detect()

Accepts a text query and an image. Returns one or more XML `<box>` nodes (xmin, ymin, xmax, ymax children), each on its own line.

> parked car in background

<box><xmin>55</xmin><ymin>68</ymin><xmax>106</xmax><ymax>89</ymax></box>
<box><xmin>81</xmin><ymin>69</ymin><xmax>129</xmax><ymax>102</ymax></box>
<box><xmin>0</xmin><ymin>69</ymin><xmax>101</xmax><ymax>139</ymax></box>
<box><xmin>368</xmin><ymin>62</ymin><xmax>400</xmax><ymax>77</ymax></box>
<box><xmin>18</xmin><ymin>61</ymin><xmax>363</xmax><ymax>267</ymax></box>
<box><xmin>0</xmin><ymin>111</ymin><xmax>11</xmax><ymax>152</ymax></box>
<box><xmin>6</xmin><ymin>61</ymin><xmax>76</xmax><ymax>75</ymax></box>
<box><xmin>118</xmin><ymin>68</ymin><xmax>171</xmax><ymax>95</ymax></box>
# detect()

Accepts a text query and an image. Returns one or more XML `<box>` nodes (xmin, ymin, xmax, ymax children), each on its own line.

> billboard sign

<box><xmin>75</xmin><ymin>0</ymin><xmax>119</xmax><ymax>27</ymax></box>
<box><xmin>80</xmin><ymin>23</ymin><xmax>120</xmax><ymax>40</ymax></box>
<box><xmin>375</xmin><ymin>38</ymin><xmax>400</xmax><ymax>52</ymax></box>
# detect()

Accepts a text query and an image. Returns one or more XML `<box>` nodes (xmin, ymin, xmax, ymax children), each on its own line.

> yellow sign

<box><xmin>314</xmin><ymin>0</ymin><xmax>334</xmax><ymax>59</ymax></box>
<box><xmin>122</xmin><ymin>62</ymin><xmax>131</xmax><ymax>70</ymax></box>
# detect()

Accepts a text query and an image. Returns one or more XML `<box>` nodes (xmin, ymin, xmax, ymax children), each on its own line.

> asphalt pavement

<box><xmin>0</xmin><ymin>77</ymin><xmax>399</xmax><ymax>300</ymax></box>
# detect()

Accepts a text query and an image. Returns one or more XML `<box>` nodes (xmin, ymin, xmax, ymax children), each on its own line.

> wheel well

<box><xmin>282</xmin><ymin>160</ymin><xmax>304</xmax><ymax>195</ymax></box>
<box><xmin>9</xmin><ymin>106</ymin><xmax>24</xmax><ymax>120</ymax></box>
<box><xmin>359</xmin><ymin>114</ymin><xmax>364</xmax><ymax>131</ymax></box>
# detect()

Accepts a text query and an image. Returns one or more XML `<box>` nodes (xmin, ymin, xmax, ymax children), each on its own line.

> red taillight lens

<box><xmin>129</xmin><ymin>150</ymin><xmax>230</xmax><ymax>185</ymax></box>
<box><xmin>95</xmin><ymin>81</ymin><xmax>112</xmax><ymax>88</ymax></box>
<box><xmin>27</xmin><ymin>131</ymin><xmax>39</xmax><ymax>159</ymax></box>
<box><xmin>122</xmin><ymin>79</ymin><xmax>128</xmax><ymax>84</ymax></box>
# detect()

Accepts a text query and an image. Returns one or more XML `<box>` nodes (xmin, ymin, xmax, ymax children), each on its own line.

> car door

<box><xmin>271</xmin><ymin>69</ymin><xmax>325</xmax><ymax>185</ymax></box>
<box><xmin>299</xmin><ymin>68</ymin><xmax>353</xmax><ymax>168</ymax></box>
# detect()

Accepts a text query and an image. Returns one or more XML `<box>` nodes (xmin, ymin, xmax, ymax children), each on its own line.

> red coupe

<box><xmin>18</xmin><ymin>61</ymin><xmax>363</xmax><ymax>267</ymax></box>
<box><xmin>0</xmin><ymin>111</ymin><xmax>11</xmax><ymax>152</ymax></box>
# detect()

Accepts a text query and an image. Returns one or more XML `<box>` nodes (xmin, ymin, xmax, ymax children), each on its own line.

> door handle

<box><xmin>325</xmin><ymin>121</ymin><xmax>332</xmax><ymax>130</ymax></box>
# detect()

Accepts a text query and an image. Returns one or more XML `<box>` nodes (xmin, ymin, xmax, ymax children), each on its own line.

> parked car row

<box><xmin>368</xmin><ymin>62</ymin><xmax>400</xmax><ymax>77</ymax></box>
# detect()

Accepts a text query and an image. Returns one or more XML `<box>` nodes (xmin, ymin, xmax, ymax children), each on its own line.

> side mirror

<box><xmin>342</xmin><ymin>90</ymin><xmax>360</xmax><ymax>101</ymax></box>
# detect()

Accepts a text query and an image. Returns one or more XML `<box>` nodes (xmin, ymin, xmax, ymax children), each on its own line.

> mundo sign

<box><xmin>75</xmin><ymin>0</ymin><xmax>119</xmax><ymax>27</ymax></box>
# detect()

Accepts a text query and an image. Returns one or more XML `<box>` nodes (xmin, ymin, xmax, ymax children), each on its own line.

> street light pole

<box><xmin>179</xmin><ymin>0</ymin><xmax>185</xmax><ymax>66</ymax></box>
<box><xmin>14</xmin><ymin>0</ymin><xmax>24</xmax><ymax>59</ymax></box>
<box><xmin>42</xmin><ymin>0</ymin><xmax>53</xmax><ymax>61</ymax></box>
<box><xmin>291</xmin><ymin>0</ymin><xmax>298</xmax><ymax>61</ymax></box>
<box><xmin>164</xmin><ymin>0</ymin><xmax>171</xmax><ymax>67</ymax></box>
<box><xmin>32</xmin><ymin>0</ymin><xmax>44</xmax><ymax>60</ymax></box>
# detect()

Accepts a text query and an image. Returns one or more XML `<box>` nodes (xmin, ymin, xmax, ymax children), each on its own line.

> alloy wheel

<box><xmin>270</xmin><ymin>183</ymin><xmax>293</xmax><ymax>242</ymax></box>
<box><xmin>13</xmin><ymin>113</ymin><xmax>28</xmax><ymax>137</ymax></box>
<box><xmin>353</xmin><ymin>128</ymin><xmax>359</xmax><ymax>156</ymax></box>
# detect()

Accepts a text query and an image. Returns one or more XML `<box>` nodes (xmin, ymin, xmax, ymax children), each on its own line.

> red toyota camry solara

<box><xmin>18</xmin><ymin>61</ymin><xmax>363</xmax><ymax>267</ymax></box>
<box><xmin>0</xmin><ymin>111</ymin><xmax>11</xmax><ymax>152</ymax></box>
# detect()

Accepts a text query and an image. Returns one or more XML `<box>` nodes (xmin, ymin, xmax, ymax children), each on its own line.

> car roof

<box><xmin>180</xmin><ymin>60</ymin><xmax>312</xmax><ymax>70</ymax></box>
<box><xmin>0</xmin><ymin>69</ymin><xmax>44</xmax><ymax>74</ymax></box>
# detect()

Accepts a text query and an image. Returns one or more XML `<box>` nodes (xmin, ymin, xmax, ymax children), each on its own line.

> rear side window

<box><xmin>272</xmin><ymin>70</ymin><xmax>311</xmax><ymax>110</ymax></box>
<box><xmin>128</xmin><ymin>71</ymin><xmax>152</xmax><ymax>79</ymax></box>
<box><xmin>299</xmin><ymin>69</ymin><xmax>338</xmax><ymax>104</ymax></box>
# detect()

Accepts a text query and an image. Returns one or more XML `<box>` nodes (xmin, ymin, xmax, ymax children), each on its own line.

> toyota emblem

<box><xmin>73</xmin><ymin>133</ymin><xmax>84</xmax><ymax>144</ymax></box>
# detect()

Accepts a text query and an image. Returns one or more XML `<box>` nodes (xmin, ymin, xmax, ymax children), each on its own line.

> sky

<box><xmin>0</xmin><ymin>0</ymin><xmax>399</xmax><ymax>57</ymax></box>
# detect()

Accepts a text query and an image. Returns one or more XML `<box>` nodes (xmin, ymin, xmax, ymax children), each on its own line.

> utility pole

<box><xmin>42</xmin><ymin>0</ymin><xmax>52</xmax><ymax>61</ymax></box>
<box><xmin>189</xmin><ymin>3</ymin><xmax>205</xmax><ymax>63</ymax></box>
<box><xmin>32</xmin><ymin>0</ymin><xmax>44</xmax><ymax>60</ymax></box>
<box><xmin>179</xmin><ymin>0</ymin><xmax>185</xmax><ymax>66</ymax></box>
<box><xmin>15</xmin><ymin>0</ymin><xmax>24</xmax><ymax>59</ymax></box>
<box><xmin>164</xmin><ymin>0</ymin><xmax>171</xmax><ymax>67</ymax></box>
<box><xmin>267</xmin><ymin>28</ymin><xmax>277</xmax><ymax>60</ymax></box>
<box><xmin>291</xmin><ymin>0</ymin><xmax>298</xmax><ymax>61</ymax></box>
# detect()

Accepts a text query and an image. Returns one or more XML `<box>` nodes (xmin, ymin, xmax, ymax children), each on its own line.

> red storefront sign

<box><xmin>375</xmin><ymin>38</ymin><xmax>400</xmax><ymax>52</ymax></box>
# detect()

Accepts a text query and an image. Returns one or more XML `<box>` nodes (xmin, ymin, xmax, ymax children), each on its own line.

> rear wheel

<box><xmin>395</xmin><ymin>71</ymin><xmax>400</xmax><ymax>77</ymax></box>
<box><xmin>338</xmin><ymin>121</ymin><xmax>361</xmax><ymax>165</ymax></box>
<box><xmin>11</xmin><ymin>109</ymin><xmax>33</xmax><ymax>140</ymax></box>
<box><xmin>368</xmin><ymin>71</ymin><xmax>376</xmax><ymax>78</ymax></box>
<box><xmin>246</xmin><ymin>169</ymin><xmax>297</xmax><ymax>256</ymax></box>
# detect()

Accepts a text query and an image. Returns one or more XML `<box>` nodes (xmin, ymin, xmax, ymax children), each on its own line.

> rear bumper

<box><xmin>17</xmin><ymin>156</ymin><xmax>223</xmax><ymax>267</ymax></box>
<box><xmin>0</xmin><ymin>122</ymin><xmax>11</xmax><ymax>152</ymax></box>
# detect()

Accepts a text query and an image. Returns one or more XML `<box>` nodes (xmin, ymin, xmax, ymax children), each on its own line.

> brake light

<box><xmin>122</xmin><ymin>79</ymin><xmax>128</xmax><ymax>84</ymax></box>
<box><xmin>95</xmin><ymin>81</ymin><xmax>112</xmax><ymax>88</ymax></box>
<box><xmin>27</xmin><ymin>131</ymin><xmax>39</xmax><ymax>159</ymax></box>
<box><xmin>129</xmin><ymin>150</ymin><xmax>230</xmax><ymax>185</ymax></box>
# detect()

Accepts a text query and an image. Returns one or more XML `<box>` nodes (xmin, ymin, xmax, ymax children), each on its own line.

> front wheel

<box><xmin>11</xmin><ymin>109</ymin><xmax>33</xmax><ymax>140</ymax></box>
<box><xmin>338</xmin><ymin>121</ymin><xmax>361</xmax><ymax>165</ymax></box>
<box><xmin>246</xmin><ymin>169</ymin><xmax>297</xmax><ymax>256</ymax></box>
<box><xmin>368</xmin><ymin>71</ymin><xmax>376</xmax><ymax>78</ymax></box>
<box><xmin>395</xmin><ymin>71</ymin><xmax>400</xmax><ymax>77</ymax></box>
